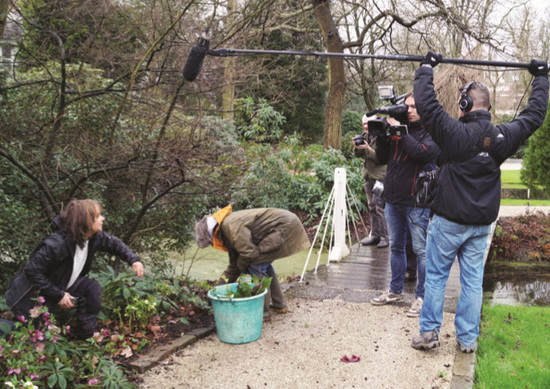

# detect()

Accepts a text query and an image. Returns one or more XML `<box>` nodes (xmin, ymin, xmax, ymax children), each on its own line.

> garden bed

<box><xmin>488</xmin><ymin>211</ymin><xmax>550</xmax><ymax>263</ymax></box>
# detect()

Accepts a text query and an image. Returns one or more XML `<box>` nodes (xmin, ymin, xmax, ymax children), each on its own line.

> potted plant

<box><xmin>207</xmin><ymin>275</ymin><xmax>272</xmax><ymax>344</ymax></box>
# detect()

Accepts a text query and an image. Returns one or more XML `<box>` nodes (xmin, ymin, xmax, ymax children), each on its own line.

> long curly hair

<box><xmin>59</xmin><ymin>199</ymin><xmax>102</xmax><ymax>248</ymax></box>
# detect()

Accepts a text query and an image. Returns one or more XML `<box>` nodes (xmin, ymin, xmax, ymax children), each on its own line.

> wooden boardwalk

<box><xmin>298</xmin><ymin>243</ymin><xmax>462</xmax><ymax>301</ymax></box>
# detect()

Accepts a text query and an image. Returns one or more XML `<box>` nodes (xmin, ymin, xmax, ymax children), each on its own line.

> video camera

<box><xmin>368</xmin><ymin>118</ymin><xmax>408</xmax><ymax>138</ymax></box>
<box><xmin>364</xmin><ymin>86</ymin><xmax>409</xmax><ymax>138</ymax></box>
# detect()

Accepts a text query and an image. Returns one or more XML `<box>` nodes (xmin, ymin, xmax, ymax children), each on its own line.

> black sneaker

<box><xmin>361</xmin><ymin>236</ymin><xmax>380</xmax><ymax>246</ymax></box>
<box><xmin>411</xmin><ymin>330</ymin><xmax>440</xmax><ymax>350</ymax></box>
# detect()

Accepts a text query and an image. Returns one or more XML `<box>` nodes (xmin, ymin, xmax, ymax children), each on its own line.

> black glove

<box><xmin>421</xmin><ymin>51</ymin><xmax>443</xmax><ymax>68</ymax></box>
<box><xmin>528</xmin><ymin>59</ymin><xmax>549</xmax><ymax>76</ymax></box>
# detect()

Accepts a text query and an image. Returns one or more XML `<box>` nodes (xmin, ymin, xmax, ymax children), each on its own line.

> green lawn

<box><xmin>501</xmin><ymin>170</ymin><xmax>530</xmax><ymax>189</ymax></box>
<box><xmin>500</xmin><ymin>169</ymin><xmax>549</xmax><ymax>205</ymax></box>
<box><xmin>475</xmin><ymin>304</ymin><xmax>550</xmax><ymax>388</ymax></box>
<box><xmin>501</xmin><ymin>198</ymin><xmax>550</xmax><ymax>206</ymax></box>
<box><xmin>501</xmin><ymin>169</ymin><xmax>523</xmax><ymax>186</ymax></box>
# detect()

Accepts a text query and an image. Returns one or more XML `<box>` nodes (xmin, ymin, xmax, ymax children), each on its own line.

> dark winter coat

<box><xmin>5</xmin><ymin>219</ymin><xmax>139</xmax><ymax>317</ymax></box>
<box><xmin>219</xmin><ymin>208</ymin><xmax>310</xmax><ymax>282</ymax></box>
<box><xmin>375</xmin><ymin>121</ymin><xmax>440</xmax><ymax>207</ymax></box>
<box><xmin>414</xmin><ymin>65</ymin><xmax>549</xmax><ymax>225</ymax></box>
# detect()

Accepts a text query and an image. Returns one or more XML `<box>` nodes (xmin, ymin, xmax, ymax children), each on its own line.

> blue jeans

<box><xmin>246</xmin><ymin>262</ymin><xmax>287</xmax><ymax>311</ymax></box>
<box><xmin>246</xmin><ymin>262</ymin><xmax>275</xmax><ymax>279</ymax></box>
<box><xmin>420</xmin><ymin>215</ymin><xmax>491</xmax><ymax>348</ymax></box>
<box><xmin>384</xmin><ymin>202</ymin><xmax>430</xmax><ymax>299</ymax></box>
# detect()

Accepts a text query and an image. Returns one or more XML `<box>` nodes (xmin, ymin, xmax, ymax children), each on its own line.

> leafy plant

<box><xmin>235</xmin><ymin>97</ymin><xmax>286</xmax><ymax>143</ymax></box>
<box><xmin>93</xmin><ymin>266</ymin><xmax>209</xmax><ymax>330</ymax></box>
<box><xmin>0</xmin><ymin>297</ymin><xmax>135</xmax><ymax>388</ymax></box>
<box><xmin>230</xmin><ymin>140</ymin><xmax>366</xmax><ymax>219</ymax></box>
<box><xmin>214</xmin><ymin>275</ymin><xmax>272</xmax><ymax>299</ymax></box>
<box><xmin>522</xmin><ymin>102</ymin><xmax>550</xmax><ymax>194</ymax></box>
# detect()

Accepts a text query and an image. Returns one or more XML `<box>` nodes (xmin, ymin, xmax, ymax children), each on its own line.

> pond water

<box><xmin>166</xmin><ymin>245</ymin><xmax>550</xmax><ymax>307</ymax></box>
<box><xmin>483</xmin><ymin>262</ymin><xmax>550</xmax><ymax>306</ymax></box>
<box><xmin>167</xmin><ymin>244</ymin><xmax>329</xmax><ymax>281</ymax></box>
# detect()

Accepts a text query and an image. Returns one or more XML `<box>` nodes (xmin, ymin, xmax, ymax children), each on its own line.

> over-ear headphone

<box><xmin>459</xmin><ymin>81</ymin><xmax>476</xmax><ymax>112</ymax></box>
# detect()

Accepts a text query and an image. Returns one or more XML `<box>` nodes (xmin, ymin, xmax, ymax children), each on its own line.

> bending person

<box><xmin>6</xmin><ymin>199</ymin><xmax>144</xmax><ymax>339</ymax></box>
<box><xmin>195</xmin><ymin>206</ymin><xmax>310</xmax><ymax>315</ymax></box>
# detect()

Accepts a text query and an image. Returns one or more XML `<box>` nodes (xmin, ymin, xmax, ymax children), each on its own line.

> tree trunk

<box><xmin>222</xmin><ymin>56</ymin><xmax>236</xmax><ymax>120</ymax></box>
<box><xmin>312</xmin><ymin>0</ymin><xmax>346</xmax><ymax>150</ymax></box>
<box><xmin>221</xmin><ymin>0</ymin><xmax>237</xmax><ymax>121</ymax></box>
<box><xmin>0</xmin><ymin>0</ymin><xmax>9</xmax><ymax>38</ymax></box>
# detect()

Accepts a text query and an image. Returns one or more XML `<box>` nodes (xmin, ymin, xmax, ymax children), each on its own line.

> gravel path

<box><xmin>139</xmin><ymin>298</ymin><xmax>456</xmax><ymax>389</ymax></box>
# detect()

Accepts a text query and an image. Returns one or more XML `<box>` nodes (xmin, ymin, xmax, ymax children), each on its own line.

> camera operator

<box><xmin>411</xmin><ymin>53</ymin><xmax>549</xmax><ymax>353</ymax></box>
<box><xmin>370</xmin><ymin>93</ymin><xmax>440</xmax><ymax>318</ymax></box>
<box><xmin>353</xmin><ymin>115</ymin><xmax>389</xmax><ymax>248</ymax></box>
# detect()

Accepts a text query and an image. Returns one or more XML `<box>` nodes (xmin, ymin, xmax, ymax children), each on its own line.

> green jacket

<box><xmin>219</xmin><ymin>208</ymin><xmax>310</xmax><ymax>282</ymax></box>
<box><xmin>354</xmin><ymin>136</ymin><xmax>387</xmax><ymax>181</ymax></box>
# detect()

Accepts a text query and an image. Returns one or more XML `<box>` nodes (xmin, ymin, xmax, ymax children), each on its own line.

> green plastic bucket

<box><xmin>207</xmin><ymin>283</ymin><xmax>267</xmax><ymax>344</ymax></box>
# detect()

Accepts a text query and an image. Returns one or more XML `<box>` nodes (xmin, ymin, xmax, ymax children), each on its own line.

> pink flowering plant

<box><xmin>0</xmin><ymin>297</ymin><xmax>136</xmax><ymax>389</ymax></box>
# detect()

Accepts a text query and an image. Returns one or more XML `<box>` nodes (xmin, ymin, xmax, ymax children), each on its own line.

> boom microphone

<box><xmin>183</xmin><ymin>37</ymin><xmax>210</xmax><ymax>81</ymax></box>
<box><xmin>208</xmin><ymin>47</ymin><xmax>533</xmax><ymax>69</ymax></box>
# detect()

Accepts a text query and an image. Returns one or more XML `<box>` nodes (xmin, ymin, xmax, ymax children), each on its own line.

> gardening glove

<box><xmin>421</xmin><ymin>51</ymin><xmax>443</xmax><ymax>68</ymax></box>
<box><xmin>528</xmin><ymin>59</ymin><xmax>549</xmax><ymax>76</ymax></box>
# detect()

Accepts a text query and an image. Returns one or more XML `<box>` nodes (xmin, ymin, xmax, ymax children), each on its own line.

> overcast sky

<box><xmin>530</xmin><ymin>0</ymin><xmax>547</xmax><ymax>10</ymax></box>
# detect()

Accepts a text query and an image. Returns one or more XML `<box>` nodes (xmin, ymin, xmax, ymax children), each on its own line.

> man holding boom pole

<box><xmin>411</xmin><ymin>52</ymin><xmax>549</xmax><ymax>352</ymax></box>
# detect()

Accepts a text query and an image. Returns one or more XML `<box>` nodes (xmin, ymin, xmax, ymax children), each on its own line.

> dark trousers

<box><xmin>62</xmin><ymin>277</ymin><xmax>102</xmax><ymax>339</ymax></box>
<box><xmin>246</xmin><ymin>263</ymin><xmax>287</xmax><ymax>312</ymax></box>
<box><xmin>364</xmin><ymin>179</ymin><xmax>388</xmax><ymax>240</ymax></box>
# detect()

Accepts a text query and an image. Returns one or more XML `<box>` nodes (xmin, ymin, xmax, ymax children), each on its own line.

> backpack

<box><xmin>414</xmin><ymin>163</ymin><xmax>439</xmax><ymax>208</ymax></box>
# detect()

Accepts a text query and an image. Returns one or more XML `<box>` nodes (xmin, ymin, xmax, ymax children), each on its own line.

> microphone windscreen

<box><xmin>183</xmin><ymin>44</ymin><xmax>208</xmax><ymax>81</ymax></box>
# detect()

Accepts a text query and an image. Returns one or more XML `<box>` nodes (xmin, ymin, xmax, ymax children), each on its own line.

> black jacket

<box><xmin>376</xmin><ymin>121</ymin><xmax>440</xmax><ymax>206</ymax></box>
<box><xmin>414</xmin><ymin>65</ymin><xmax>549</xmax><ymax>225</ymax></box>
<box><xmin>5</xmin><ymin>219</ymin><xmax>139</xmax><ymax>316</ymax></box>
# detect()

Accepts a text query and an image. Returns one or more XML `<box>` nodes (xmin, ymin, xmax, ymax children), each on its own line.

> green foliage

<box><xmin>230</xmin><ymin>139</ymin><xmax>367</xmax><ymax>221</ymax></box>
<box><xmin>214</xmin><ymin>274</ymin><xmax>272</xmax><ymax>298</ymax></box>
<box><xmin>0</xmin><ymin>300</ymin><xmax>135</xmax><ymax>388</ymax></box>
<box><xmin>93</xmin><ymin>266</ymin><xmax>208</xmax><ymax>330</ymax></box>
<box><xmin>235</xmin><ymin>97</ymin><xmax>286</xmax><ymax>143</ymax></box>
<box><xmin>340</xmin><ymin>111</ymin><xmax>364</xmax><ymax>159</ymax></box>
<box><xmin>18</xmin><ymin>0</ymin><xmax>145</xmax><ymax>77</ymax></box>
<box><xmin>521</xmin><ymin>102</ymin><xmax>550</xmax><ymax>194</ymax></box>
<box><xmin>0</xmin><ymin>58</ymin><xmax>243</xmax><ymax>277</ymax></box>
<box><xmin>341</xmin><ymin>110</ymin><xmax>363</xmax><ymax>137</ymax></box>
<box><xmin>237</xmin><ymin>25</ymin><xmax>327</xmax><ymax>142</ymax></box>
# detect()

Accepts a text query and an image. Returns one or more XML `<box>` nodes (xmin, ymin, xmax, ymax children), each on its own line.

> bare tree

<box><xmin>0</xmin><ymin>0</ymin><xmax>246</xmax><ymax>266</ymax></box>
<box><xmin>311</xmin><ymin>0</ymin><xmax>523</xmax><ymax>149</ymax></box>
